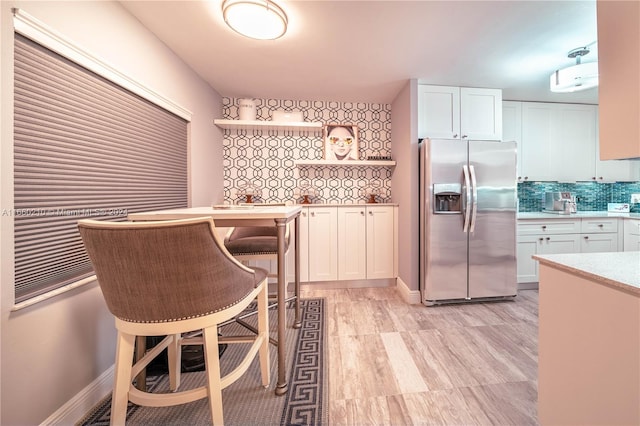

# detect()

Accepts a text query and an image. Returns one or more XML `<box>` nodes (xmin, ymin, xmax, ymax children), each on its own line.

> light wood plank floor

<box><xmin>300</xmin><ymin>286</ymin><xmax>539</xmax><ymax>425</ymax></box>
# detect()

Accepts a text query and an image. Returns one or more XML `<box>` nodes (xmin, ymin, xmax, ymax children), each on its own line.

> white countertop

<box><xmin>294</xmin><ymin>203</ymin><xmax>398</xmax><ymax>207</ymax></box>
<box><xmin>534</xmin><ymin>251</ymin><xmax>640</xmax><ymax>295</ymax></box>
<box><xmin>518</xmin><ymin>211</ymin><xmax>640</xmax><ymax>220</ymax></box>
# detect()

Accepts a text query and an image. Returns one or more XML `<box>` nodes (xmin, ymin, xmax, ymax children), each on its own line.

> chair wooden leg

<box><xmin>257</xmin><ymin>281</ymin><xmax>271</xmax><ymax>387</ymax></box>
<box><xmin>167</xmin><ymin>333</ymin><xmax>181</xmax><ymax>391</ymax></box>
<box><xmin>111</xmin><ymin>332</ymin><xmax>135</xmax><ymax>426</ymax></box>
<box><xmin>203</xmin><ymin>326</ymin><xmax>224</xmax><ymax>425</ymax></box>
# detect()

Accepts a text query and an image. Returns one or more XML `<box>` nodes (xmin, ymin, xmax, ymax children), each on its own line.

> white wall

<box><xmin>0</xmin><ymin>1</ymin><xmax>224</xmax><ymax>424</ymax></box>
<box><xmin>390</xmin><ymin>79</ymin><xmax>419</xmax><ymax>292</ymax></box>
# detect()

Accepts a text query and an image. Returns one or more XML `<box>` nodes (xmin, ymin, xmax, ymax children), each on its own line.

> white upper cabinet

<box><xmin>556</xmin><ymin>104</ymin><xmax>598</xmax><ymax>182</ymax></box>
<box><xmin>418</xmin><ymin>85</ymin><xmax>502</xmax><ymax>141</ymax></box>
<box><xmin>594</xmin><ymin>107</ymin><xmax>640</xmax><ymax>182</ymax></box>
<box><xmin>460</xmin><ymin>87</ymin><xmax>503</xmax><ymax>141</ymax></box>
<box><xmin>502</xmin><ymin>101</ymin><xmax>523</xmax><ymax>179</ymax></box>
<box><xmin>515</xmin><ymin>101</ymin><xmax>638</xmax><ymax>182</ymax></box>
<box><xmin>521</xmin><ymin>102</ymin><xmax>597</xmax><ymax>182</ymax></box>
<box><xmin>418</xmin><ymin>85</ymin><xmax>460</xmax><ymax>139</ymax></box>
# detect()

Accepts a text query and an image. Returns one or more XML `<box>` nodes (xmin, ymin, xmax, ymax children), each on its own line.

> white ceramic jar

<box><xmin>238</xmin><ymin>98</ymin><xmax>257</xmax><ymax>121</ymax></box>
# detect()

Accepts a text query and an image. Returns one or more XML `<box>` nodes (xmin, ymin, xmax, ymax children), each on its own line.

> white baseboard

<box><xmin>40</xmin><ymin>365</ymin><xmax>114</xmax><ymax>426</ymax></box>
<box><xmin>396</xmin><ymin>276</ymin><xmax>421</xmax><ymax>304</ymax></box>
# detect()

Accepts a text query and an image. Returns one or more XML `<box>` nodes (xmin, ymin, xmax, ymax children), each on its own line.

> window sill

<box><xmin>12</xmin><ymin>275</ymin><xmax>97</xmax><ymax>311</ymax></box>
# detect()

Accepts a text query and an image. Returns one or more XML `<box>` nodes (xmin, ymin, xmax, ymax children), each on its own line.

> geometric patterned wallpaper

<box><xmin>221</xmin><ymin>97</ymin><xmax>392</xmax><ymax>204</ymax></box>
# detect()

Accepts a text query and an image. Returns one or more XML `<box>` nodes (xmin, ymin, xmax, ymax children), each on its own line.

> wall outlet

<box><xmin>631</xmin><ymin>194</ymin><xmax>640</xmax><ymax>203</ymax></box>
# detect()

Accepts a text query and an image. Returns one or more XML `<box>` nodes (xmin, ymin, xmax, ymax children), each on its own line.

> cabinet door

<box><xmin>624</xmin><ymin>234</ymin><xmax>640</xmax><ymax>252</ymax></box>
<box><xmin>517</xmin><ymin>235</ymin><xmax>541</xmax><ymax>283</ymax></box>
<box><xmin>460</xmin><ymin>88</ymin><xmax>502</xmax><ymax>141</ymax></box>
<box><xmin>521</xmin><ymin>103</ymin><xmax>558</xmax><ymax>181</ymax></box>
<box><xmin>502</xmin><ymin>101</ymin><xmax>523</xmax><ymax>180</ymax></box>
<box><xmin>594</xmin><ymin>108</ymin><xmax>640</xmax><ymax>181</ymax></box>
<box><xmin>307</xmin><ymin>207</ymin><xmax>338</xmax><ymax>281</ymax></box>
<box><xmin>556</xmin><ymin>104</ymin><xmax>597</xmax><ymax>181</ymax></box>
<box><xmin>580</xmin><ymin>233</ymin><xmax>619</xmax><ymax>253</ymax></box>
<box><xmin>540</xmin><ymin>234</ymin><xmax>581</xmax><ymax>255</ymax></box>
<box><xmin>366</xmin><ymin>206</ymin><xmax>395</xmax><ymax>279</ymax></box>
<box><xmin>337</xmin><ymin>207</ymin><xmax>366</xmax><ymax>280</ymax></box>
<box><xmin>418</xmin><ymin>85</ymin><xmax>460</xmax><ymax>139</ymax></box>
<box><xmin>624</xmin><ymin>220</ymin><xmax>640</xmax><ymax>252</ymax></box>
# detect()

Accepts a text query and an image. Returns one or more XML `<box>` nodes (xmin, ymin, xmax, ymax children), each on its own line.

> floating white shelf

<box><xmin>294</xmin><ymin>159</ymin><xmax>396</xmax><ymax>167</ymax></box>
<box><xmin>213</xmin><ymin>119</ymin><xmax>323</xmax><ymax>132</ymax></box>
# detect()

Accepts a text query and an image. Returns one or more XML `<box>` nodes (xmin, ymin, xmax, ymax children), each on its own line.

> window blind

<box><xmin>13</xmin><ymin>34</ymin><xmax>188</xmax><ymax>303</ymax></box>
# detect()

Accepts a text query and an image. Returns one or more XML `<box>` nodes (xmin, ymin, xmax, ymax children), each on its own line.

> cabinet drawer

<box><xmin>624</xmin><ymin>219</ymin><xmax>640</xmax><ymax>236</ymax></box>
<box><xmin>517</xmin><ymin>220</ymin><xmax>581</xmax><ymax>235</ymax></box>
<box><xmin>581</xmin><ymin>218</ymin><xmax>618</xmax><ymax>233</ymax></box>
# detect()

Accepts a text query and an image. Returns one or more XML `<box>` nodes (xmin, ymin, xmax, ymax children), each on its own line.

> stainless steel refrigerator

<box><xmin>419</xmin><ymin>138</ymin><xmax>517</xmax><ymax>305</ymax></box>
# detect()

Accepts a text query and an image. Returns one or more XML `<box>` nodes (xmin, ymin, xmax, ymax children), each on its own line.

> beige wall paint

<box><xmin>597</xmin><ymin>0</ymin><xmax>640</xmax><ymax>160</ymax></box>
<box><xmin>391</xmin><ymin>79</ymin><xmax>419</xmax><ymax>292</ymax></box>
<box><xmin>0</xmin><ymin>1</ymin><xmax>223</xmax><ymax>424</ymax></box>
<box><xmin>538</xmin><ymin>265</ymin><xmax>640</xmax><ymax>425</ymax></box>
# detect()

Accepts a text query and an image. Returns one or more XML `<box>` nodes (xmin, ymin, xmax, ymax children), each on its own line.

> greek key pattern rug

<box><xmin>77</xmin><ymin>298</ymin><xmax>326</xmax><ymax>426</ymax></box>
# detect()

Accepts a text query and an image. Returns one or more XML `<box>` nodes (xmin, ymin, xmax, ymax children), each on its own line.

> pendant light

<box><xmin>549</xmin><ymin>46</ymin><xmax>599</xmax><ymax>93</ymax></box>
<box><xmin>222</xmin><ymin>0</ymin><xmax>288</xmax><ymax>40</ymax></box>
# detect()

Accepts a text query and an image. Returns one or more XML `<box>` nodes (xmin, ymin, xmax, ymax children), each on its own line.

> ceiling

<box><xmin>120</xmin><ymin>0</ymin><xmax>599</xmax><ymax>105</ymax></box>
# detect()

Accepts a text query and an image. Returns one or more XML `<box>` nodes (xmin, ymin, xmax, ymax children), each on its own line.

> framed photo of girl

<box><xmin>323</xmin><ymin>124</ymin><xmax>359</xmax><ymax>161</ymax></box>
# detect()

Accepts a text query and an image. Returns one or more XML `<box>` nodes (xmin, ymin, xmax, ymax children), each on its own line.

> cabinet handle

<box><xmin>584</xmin><ymin>236</ymin><xmax>589</xmax><ymax>240</ymax></box>
<box><xmin>545</xmin><ymin>237</ymin><xmax>550</xmax><ymax>241</ymax></box>
<box><xmin>462</xmin><ymin>135</ymin><xmax>468</xmax><ymax>139</ymax></box>
<box><xmin>518</xmin><ymin>176</ymin><xmax>522</xmax><ymax>181</ymax></box>
<box><xmin>369</xmin><ymin>211</ymin><xmax>373</xmax><ymax>215</ymax></box>
<box><xmin>598</xmin><ymin>224</ymin><xmax>603</xmax><ymax>228</ymax></box>
<box><xmin>538</xmin><ymin>238</ymin><xmax>544</xmax><ymax>241</ymax></box>
<box><xmin>592</xmin><ymin>177</ymin><xmax>596</xmax><ymax>180</ymax></box>
<box><xmin>524</xmin><ymin>176</ymin><xmax>529</xmax><ymax>180</ymax></box>
<box><xmin>311</xmin><ymin>212</ymin><xmax>315</xmax><ymax>217</ymax></box>
<box><xmin>599</xmin><ymin>177</ymin><xmax>603</xmax><ymax>180</ymax></box>
<box><xmin>541</xmin><ymin>225</ymin><xmax>547</xmax><ymax>230</ymax></box>
<box><xmin>360</xmin><ymin>211</ymin><xmax>365</xmax><ymax>215</ymax></box>
<box><xmin>453</xmin><ymin>134</ymin><xmax>458</xmax><ymax>138</ymax></box>
<box><xmin>302</xmin><ymin>212</ymin><xmax>307</xmax><ymax>217</ymax></box>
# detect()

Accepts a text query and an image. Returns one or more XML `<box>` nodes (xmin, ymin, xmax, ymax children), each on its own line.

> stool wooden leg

<box><xmin>257</xmin><ymin>281</ymin><xmax>271</xmax><ymax>387</ymax></box>
<box><xmin>111</xmin><ymin>332</ymin><xmax>135</xmax><ymax>426</ymax></box>
<box><xmin>167</xmin><ymin>333</ymin><xmax>181</xmax><ymax>391</ymax></box>
<box><xmin>203</xmin><ymin>327</ymin><xmax>224</xmax><ymax>425</ymax></box>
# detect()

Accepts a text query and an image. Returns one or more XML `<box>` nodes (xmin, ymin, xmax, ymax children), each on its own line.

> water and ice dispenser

<box><xmin>433</xmin><ymin>183</ymin><xmax>462</xmax><ymax>214</ymax></box>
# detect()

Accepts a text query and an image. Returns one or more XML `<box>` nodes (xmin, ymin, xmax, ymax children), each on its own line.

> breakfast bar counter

<box><xmin>534</xmin><ymin>251</ymin><xmax>640</xmax><ymax>425</ymax></box>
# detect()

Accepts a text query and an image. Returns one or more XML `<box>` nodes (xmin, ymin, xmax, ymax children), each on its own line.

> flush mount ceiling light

<box><xmin>222</xmin><ymin>0</ymin><xmax>288</xmax><ymax>40</ymax></box>
<box><xmin>550</xmin><ymin>46</ymin><xmax>599</xmax><ymax>93</ymax></box>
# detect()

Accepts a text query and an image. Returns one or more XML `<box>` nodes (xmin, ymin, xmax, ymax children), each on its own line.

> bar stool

<box><xmin>78</xmin><ymin>217</ymin><xmax>270</xmax><ymax>425</ymax></box>
<box><xmin>224</xmin><ymin>225</ymin><xmax>295</xmax><ymax>340</ymax></box>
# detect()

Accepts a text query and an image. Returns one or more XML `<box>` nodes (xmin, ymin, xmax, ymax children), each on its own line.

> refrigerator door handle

<box><xmin>470</xmin><ymin>164</ymin><xmax>478</xmax><ymax>233</ymax></box>
<box><xmin>462</xmin><ymin>164</ymin><xmax>471</xmax><ymax>233</ymax></box>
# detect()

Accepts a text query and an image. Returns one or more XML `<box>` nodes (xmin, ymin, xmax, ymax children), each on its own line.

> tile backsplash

<box><xmin>518</xmin><ymin>181</ymin><xmax>640</xmax><ymax>212</ymax></box>
<box><xmin>221</xmin><ymin>97</ymin><xmax>392</xmax><ymax>204</ymax></box>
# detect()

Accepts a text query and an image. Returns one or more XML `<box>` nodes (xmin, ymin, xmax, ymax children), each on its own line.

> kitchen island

<box><xmin>535</xmin><ymin>251</ymin><xmax>640</xmax><ymax>425</ymax></box>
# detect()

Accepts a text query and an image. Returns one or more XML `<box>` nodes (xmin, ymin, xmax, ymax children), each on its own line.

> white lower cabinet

<box><xmin>307</xmin><ymin>207</ymin><xmax>338</xmax><ymax>281</ymax></box>
<box><xmin>517</xmin><ymin>217</ymin><xmax>620</xmax><ymax>283</ymax></box>
<box><xmin>580</xmin><ymin>233</ymin><xmax>619</xmax><ymax>253</ymax></box>
<box><xmin>624</xmin><ymin>219</ymin><xmax>640</xmax><ymax>251</ymax></box>
<box><xmin>337</xmin><ymin>207</ymin><xmax>367</xmax><ymax>280</ymax></box>
<box><xmin>517</xmin><ymin>233</ymin><xmax>581</xmax><ymax>283</ymax></box>
<box><xmin>301</xmin><ymin>205</ymin><xmax>396</xmax><ymax>282</ymax></box>
<box><xmin>365</xmin><ymin>206</ymin><xmax>396</xmax><ymax>279</ymax></box>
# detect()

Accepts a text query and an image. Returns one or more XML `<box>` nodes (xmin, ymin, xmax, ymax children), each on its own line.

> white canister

<box><xmin>238</xmin><ymin>98</ymin><xmax>257</xmax><ymax>121</ymax></box>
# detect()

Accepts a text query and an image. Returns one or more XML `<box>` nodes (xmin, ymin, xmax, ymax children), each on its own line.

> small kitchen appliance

<box><xmin>543</xmin><ymin>191</ymin><xmax>576</xmax><ymax>214</ymax></box>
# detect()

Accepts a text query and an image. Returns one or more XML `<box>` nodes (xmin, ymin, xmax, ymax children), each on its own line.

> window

<box><xmin>13</xmin><ymin>33</ymin><xmax>188</xmax><ymax>303</ymax></box>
